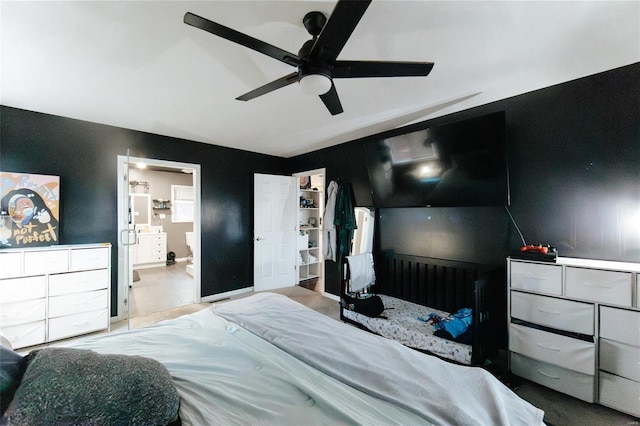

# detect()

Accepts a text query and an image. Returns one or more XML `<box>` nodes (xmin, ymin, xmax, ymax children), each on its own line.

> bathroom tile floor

<box><xmin>129</xmin><ymin>261</ymin><xmax>195</xmax><ymax>318</ymax></box>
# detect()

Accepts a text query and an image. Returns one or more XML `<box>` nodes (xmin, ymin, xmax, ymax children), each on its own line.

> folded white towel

<box><xmin>346</xmin><ymin>253</ymin><xmax>375</xmax><ymax>293</ymax></box>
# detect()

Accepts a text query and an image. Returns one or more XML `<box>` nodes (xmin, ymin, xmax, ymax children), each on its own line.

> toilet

<box><xmin>185</xmin><ymin>231</ymin><xmax>194</xmax><ymax>277</ymax></box>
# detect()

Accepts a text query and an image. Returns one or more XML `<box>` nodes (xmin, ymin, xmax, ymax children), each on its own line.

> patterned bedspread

<box><xmin>342</xmin><ymin>294</ymin><xmax>473</xmax><ymax>364</ymax></box>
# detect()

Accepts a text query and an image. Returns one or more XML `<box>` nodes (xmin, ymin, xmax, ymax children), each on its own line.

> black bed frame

<box><xmin>340</xmin><ymin>252</ymin><xmax>502</xmax><ymax>366</ymax></box>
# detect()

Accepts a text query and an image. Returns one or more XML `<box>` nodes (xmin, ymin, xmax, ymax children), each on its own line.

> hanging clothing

<box><xmin>323</xmin><ymin>180</ymin><xmax>339</xmax><ymax>262</ymax></box>
<box><xmin>334</xmin><ymin>181</ymin><xmax>357</xmax><ymax>265</ymax></box>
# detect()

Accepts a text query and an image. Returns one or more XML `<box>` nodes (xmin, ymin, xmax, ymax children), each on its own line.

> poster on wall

<box><xmin>0</xmin><ymin>172</ymin><xmax>60</xmax><ymax>248</ymax></box>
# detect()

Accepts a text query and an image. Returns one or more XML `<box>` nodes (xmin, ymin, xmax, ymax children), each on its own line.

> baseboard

<box><xmin>200</xmin><ymin>287</ymin><xmax>253</xmax><ymax>303</ymax></box>
<box><xmin>323</xmin><ymin>292</ymin><xmax>340</xmax><ymax>301</ymax></box>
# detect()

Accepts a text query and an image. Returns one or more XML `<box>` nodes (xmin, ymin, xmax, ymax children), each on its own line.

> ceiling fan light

<box><xmin>299</xmin><ymin>74</ymin><xmax>332</xmax><ymax>95</ymax></box>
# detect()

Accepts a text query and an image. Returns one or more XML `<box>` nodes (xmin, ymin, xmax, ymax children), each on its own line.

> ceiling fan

<box><xmin>184</xmin><ymin>0</ymin><xmax>434</xmax><ymax>115</ymax></box>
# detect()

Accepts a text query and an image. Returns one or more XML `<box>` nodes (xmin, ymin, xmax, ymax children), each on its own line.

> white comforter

<box><xmin>66</xmin><ymin>292</ymin><xmax>544</xmax><ymax>425</ymax></box>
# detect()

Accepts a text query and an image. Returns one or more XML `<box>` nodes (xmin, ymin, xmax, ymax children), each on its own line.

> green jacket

<box><xmin>334</xmin><ymin>182</ymin><xmax>357</xmax><ymax>265</ymax></box>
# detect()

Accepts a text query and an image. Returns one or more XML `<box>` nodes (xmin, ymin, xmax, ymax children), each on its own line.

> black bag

<box><xmin>342</xmin><ymin>294</ymin><xmax>384</xmax><ymax>317</ymax></box>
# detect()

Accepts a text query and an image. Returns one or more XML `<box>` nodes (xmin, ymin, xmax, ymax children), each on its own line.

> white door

<box><xmin>253</xmin><ymin>173</ymin><xmax>297</xmax><ymax>291</ymax></box>
<box><xmin>117</xmin><ymin>152</ymin><xmax>136</xmax><ymax>327</ymax></box>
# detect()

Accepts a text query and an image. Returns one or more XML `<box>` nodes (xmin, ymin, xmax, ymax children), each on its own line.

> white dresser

<box><xmin>508</xmin><ymin>257</ymin><xmax>640</xmax><ymax>416</ymax></box>
<box><xmin>0</xmin><ymin>243</ymin><xmax>111</xmax><ymax>349</ymax></box>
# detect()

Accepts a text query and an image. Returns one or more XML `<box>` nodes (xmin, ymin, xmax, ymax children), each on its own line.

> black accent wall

<box><xmin>2</xmin><ymin>63</ymin><xmax>638</xmax><ymax>309</ymax></box>
<box><xmin>291</xmin><ymin>63</ymin><xmax>640</xmax><ymax>294</ymax></box>
<box><xmin>1</xmin><ymin>108</ymin><xmax>289</xmax><ymax>315</ymax></box>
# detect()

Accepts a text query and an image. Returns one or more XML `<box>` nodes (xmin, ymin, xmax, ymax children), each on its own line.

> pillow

<box><xmin>0</xmin><ymin>332</ymin><xmax>13</xmax><ymax>351</ymax></box>
<box><xmin>1</xmin><ymin>347</ymin><xmax>180</xmax><ymax>426</ymax></box>
<box><xmin>0</xmin><ymin>346</ymin><xmax>26</xmax><ymax>416</ymax></box>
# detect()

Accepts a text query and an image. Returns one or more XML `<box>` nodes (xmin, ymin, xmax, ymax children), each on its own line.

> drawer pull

<box><xmin>582</xmin><ymin>282</ymin><xmax>612</xmax><ymax>289</ymax></box>
<box><xmin>73</xmin><ymin>321</ymin><xmax>90</xmax><ymax>327</ymax></box>
<box><xmin>537</xmin><ymin>370</ymin><xmax>560</xmax><ymax>380</ymax></box>
<box><xmin>525</xmin><ymin>276</ymin><xmax>547</xmax><ymax>281</ymax></box>
<box><xmin>70</xmin><ymin>293</ymin><xmax>104</xmax><ymax>305</ymax></box>
<box><xmin>537</xmin><ymin>308</ymin><xmax>561</xmax><ymax>315</ymax></box>
<box><xmin>536</xmin><ymin>342</ymin><xmax>560</xmax><ymax>352</ymax></box>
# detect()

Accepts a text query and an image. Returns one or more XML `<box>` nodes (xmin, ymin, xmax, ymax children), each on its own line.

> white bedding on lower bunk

<box><xmin>343</xmin><ymin>294</ymin><xmax>474</xmax><ymax>364</ymax></box>
<box><xmin>65</xmin><ymin>292</ymin><xmax>543</xmax><ymax>426</ymax></box>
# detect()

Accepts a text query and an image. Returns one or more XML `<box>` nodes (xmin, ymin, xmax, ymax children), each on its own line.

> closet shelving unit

<box><xmin>298</xmin><ymin>188</ymin><xmax>322</xmax><ymax>283</ymax></box>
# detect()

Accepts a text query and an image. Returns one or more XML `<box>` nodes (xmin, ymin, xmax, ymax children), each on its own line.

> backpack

<box><xmin>342</xmin><ymin>294</ymin><xmax>385</xmax><ymax>317</ymax></box>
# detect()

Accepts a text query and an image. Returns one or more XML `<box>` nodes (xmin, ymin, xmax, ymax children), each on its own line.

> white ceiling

<box><xmin>2</xmin><ymin>1</ymin><xmax>638</xmax><ymax>158</ymax></box>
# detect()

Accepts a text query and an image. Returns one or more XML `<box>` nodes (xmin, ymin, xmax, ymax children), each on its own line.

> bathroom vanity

<box><xmin>132</xmin><ymin>229</ymin><xmax>167</xmax><ymax>269</ymax></box>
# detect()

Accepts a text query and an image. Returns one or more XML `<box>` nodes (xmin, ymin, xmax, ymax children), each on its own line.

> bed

<box><xmin>0</xmin><ymin>292</ymin><xmax>542</xmax><ymax>425</ymax></box>
<box><xmin>341</xmin><ymin>252</ymin><xmax>503</xmax><ymax>365</ymax></box>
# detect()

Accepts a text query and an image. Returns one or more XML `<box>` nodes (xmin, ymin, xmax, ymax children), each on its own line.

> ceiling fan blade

<box><xmin>184</xmin><ymin>12</ymin><xmax>302</xmax><ymax>67</ymax></box>
<box><xmin>332</xmin><ymin>61</ymin><xmax>434</xmax><ymax>78</ymax></box>
<box><xmin>236</xmin><ymin>72</ymin><xmax>299</xmax><ymax>101</ymax></box>
<box><xmin>319</xmin><ymin>83</ymin><xmax>344</xmax><ymax>115</ymax></box>
<box><xmin>309</xmin><ymin>0</ymin><xmax>371</xmax><ymax>63</ymax></box>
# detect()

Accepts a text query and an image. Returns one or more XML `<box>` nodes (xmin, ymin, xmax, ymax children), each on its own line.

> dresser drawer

<box><xmin>599</xmin><ymin>371</ymin><xmax>640</xmax><ymax>417</ymax></box>
<box><xmin>1</xmin><ymin>320</ymin><xmax>46</xmax><ymax>349</ymax></box>
<box><xmin>600</xmin><ymin>306</ymin><xmax>640</xmax><ymax>347</ymax></box>
<box><xmin>511</xmin><ymin>291</ymin><xmax>594</xmax><ymax>335</ymax></box>
<box><xmin>0</xmin><ymin>252</ymin><xmax>22</xmax><ymax>278</ymax></box>
<box><xmin>0</xmin><ymin>275</ymin><xmax>46</xmax><ymax>302</ymax></box>
<box><xmin>70</xmin><ymin>247</ymin><xmax>110</xmax><ymax>271</ymax></box>
<box><xmin>24</xmin><ymin>249</ymin><xmax>69</xmax><ymax>275</ymax></box>
<box><xmin>510</xmin><ymin>261</ymin><xmax>562</xmax><ymax>295</ymax></box>
<box><xmin>510</xmin><ymin>352</ymin><xmax>595</xmax><ymax>403</ymax></box>
<box><xmin>565</xmin><ymin>267</ymin><xmax>631</xmax><ymax>306</ymax></box>
<box><xmin>49</xmin><ymin>269</ymin><xmax>109</xmax><ymax>296</ymax></box>
<box><xmin>600</xmin><ymin>338</ymin><xmax>640</xmax><ymax>382</ymax></box>
<box><xmin>151</xmin><ymin>250</ymin><xmax>165</xmax><ymax>261</ymax></box>
<box><xmin>0</xmin><ymin>299</ymin><xmax>46</xmax><ymax>327</ymax></box>
<box><xmin>48</xmin><ymin>289</ymin><xmax>108</xmax><ymax>318</ymax></box>
<box><xmin>509</xmin><ymin>323</ymin><xmax>595</xmax><ymax>374</ymax></box>
<box><xmin>48</xmin><ymin>308</ymin><xmax>109</xmax><ymax>341</ymax></box>
<box><xmin>140</xmin><ymin>234</ymin><xmax>166</xmax><ymax>243</ymax></box>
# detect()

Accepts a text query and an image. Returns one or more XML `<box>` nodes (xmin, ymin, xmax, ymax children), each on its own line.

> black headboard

<box><xmin>375</xmin><ymin>253</ymin><xmax>487</xmax><ymax>313</ymax></box>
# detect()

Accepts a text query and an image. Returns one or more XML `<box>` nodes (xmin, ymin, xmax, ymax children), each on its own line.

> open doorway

<box><xmin>293</xmin><ymin>169</ymin><xmax>325</xmax><ymax>295</ymax></box>
<box><xmin>116</xmin><ymin>156</ymin><xmax>201</xmax><ymax>322</ymax></box>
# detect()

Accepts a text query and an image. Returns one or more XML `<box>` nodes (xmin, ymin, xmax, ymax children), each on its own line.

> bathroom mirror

<box><xmin>351</xmin><ymin>207</ymin><xmax>375</xmax><ymax>255</ymax></box>
<box><xmin>129</xmin><ymin>193</ymin><xmax>151</xmax><ymax>227</ymax></box>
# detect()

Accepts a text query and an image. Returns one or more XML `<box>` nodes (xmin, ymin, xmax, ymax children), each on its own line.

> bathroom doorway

<box><xmin>116</xmin><ymin>156</ymin><xmax>201</xmax><ymax>322</ymax></box>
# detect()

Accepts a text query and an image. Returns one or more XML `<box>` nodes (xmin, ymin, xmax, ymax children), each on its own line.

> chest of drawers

<box><xmin>0</xmin><ymin>244</ymin><xmax>111</xmax><ymax>349</ymax></box>
<box><xmin>508</xmin><ymin>257</ymin><xmax>639</xmax><ymax>414</ymax></box>
<box><xmin>598</xmin><ymin>305</ymin><xmax>640</xmax><ymax>417</ymax></box>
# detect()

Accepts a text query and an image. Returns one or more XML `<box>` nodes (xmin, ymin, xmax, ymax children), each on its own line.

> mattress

<box><xmin>342</xmin><ymin>294</ymin><xmax>473</xmax><ymax>364</ymax></box>
<box><xmin>62</xmin><ymin>292</ymin><xmax>544</xmax><ymax>425</ymax></box>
